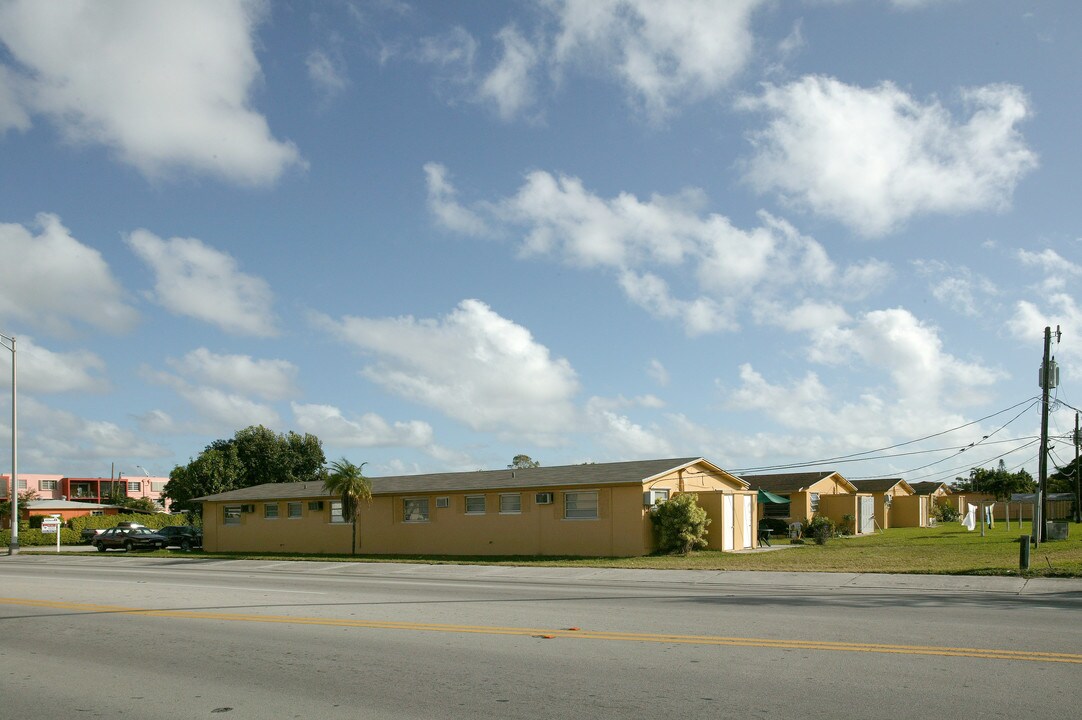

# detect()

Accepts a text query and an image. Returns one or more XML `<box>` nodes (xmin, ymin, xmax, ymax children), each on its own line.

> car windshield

<box><xmin>130</xmin><ymin>528</ymin><xmax>154</xmax><ymax>535</ymax></box>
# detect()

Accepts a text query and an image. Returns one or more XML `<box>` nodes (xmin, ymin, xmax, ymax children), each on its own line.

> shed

<box><xmin>742</xmin><ymin>470</ymin><xmax>876</xmax><ymax>534</ymax></box>
<box><xmin>850</xmin><ymin>478</ymin><xmax>926</xmax><ymax>529</ymax></box>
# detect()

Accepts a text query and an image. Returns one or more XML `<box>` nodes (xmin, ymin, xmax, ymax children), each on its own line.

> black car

<box><xmin>92</xmin><ymin>527</ymin><xmax>169</xmax><ymax>552</ymax></box>
<box><xmin>156</xmin><ymin>525</ymin><xmax>203</xmax><ymax>550</ymax></box>
<box><xmin>81</xmin><ymin>521</ymin><xmax>145</xmax><ymax>544</ymax></box>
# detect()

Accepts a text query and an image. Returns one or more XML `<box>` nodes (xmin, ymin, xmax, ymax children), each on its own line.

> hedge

<box><xmin>0</xmin><ymin>513</ymin><xmax>198</xmax><ymax>546</ymax></box>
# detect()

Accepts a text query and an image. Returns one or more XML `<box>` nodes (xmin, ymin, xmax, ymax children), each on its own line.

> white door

<box><xmin>860</xmin><ymin>496</ymin><xmax>875</xmax><ymax>534</ymax></box>
<box><xmin>722</xmin><ymin>494</ymin><xmax>735</xmax><ymax>551</ymax></box>
<box><xmin>742</xmin><ymin>495</ymin><xmax>753</xmax><ymax>549</ymax></box>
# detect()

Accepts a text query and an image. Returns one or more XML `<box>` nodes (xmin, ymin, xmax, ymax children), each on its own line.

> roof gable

<box><xmin>741</xmin><ymin>471</ymin><xmax>857</xmax><ymax>494</ymax></box>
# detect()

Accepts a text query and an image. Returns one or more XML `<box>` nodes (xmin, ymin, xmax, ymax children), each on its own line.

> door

<box><xmin>742</xmin><ymin>495</ymin><xmax>753</xmax><ymax>548</ymax></box>
<box><xmin>722</xmin><ymin>494</ymin><xmax>735</xmax><ymax>551</ymax></box>
<box><xmin>860</xmin><ymin>496</ymin><xmax>875</xmax><ymax>534</ymax></box>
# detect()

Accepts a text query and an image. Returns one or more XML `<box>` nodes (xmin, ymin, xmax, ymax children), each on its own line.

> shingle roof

<box><xmin>740</xmin><ymin>471</ymin><xmax>839</xmax><ymax>493</ymax></box>
<box><xmin>910</xmin><ymin>481</ymin><xmax>951</xmax><ymax>495</ymax></box>
<box><xmin>194</xmin><ymin>457</ymin><xmax>712</xmax><ymax>503</ymax></box>
<box><xmin>850</xmin><ymin>478</ymin><xmax>911</xmax><ymax>494</ymax></box>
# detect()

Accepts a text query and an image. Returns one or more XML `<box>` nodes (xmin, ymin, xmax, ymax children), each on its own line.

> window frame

<box><xmin>464</xmin><ymin>494</ymin><xmax>486</xmax><ymax>515</ymax></box>
<box><xmin>16</xmin><ymin>479</ymin><xmax>26</xmax><ymax>490</ymax></box>
<box><xmin>499</xmin><ymin>493</ymin><xmax>522</xmax><ymax>514</ymax></box>
<box><xmin>41</xmin><ymin>480</ymin><xmax>58</xmax><ymax>491</ymax></box>
<box><xmin>330</xmin><ymin>500</ymin><xmax>346</xmax><ymax>524</ymax></box>
<box><xmin>126</xmin><ymin>481</ymin><xmax>141</xmax><ymax>493</ymax></box>
<box><xmin>563</xmin><ymin>490</ymin><xmax>599</xmax><ymax>520</ymax></box>
<box><xmin>287</xmin><ymin>501</ymin><xmax>303</xmax><ymax>519</ymax></box>
<box><xmin>263</xmin><ymin>502</ymin><xmax>279</xmax><ymax>520</ymax></box>
<box><xmin>223</xmin><ymin>505</ymin><xmax>242</xmax><ymax>526</ymax></box>
<box><xmin>810</xmin><ymin>492</ymin><xmax>820</xmax><ymax>513</ymax></box>
<box><xmin>403</xmin><ymin>497</ymin><xmax>430</xmax><ymax>523</ymax></box>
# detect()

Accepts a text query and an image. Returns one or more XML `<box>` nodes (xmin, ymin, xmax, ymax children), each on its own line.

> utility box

<box><xmin>1046</xmin><ymin>521</ymin><xmax>1069</xmax><ymax>540</ymax></box>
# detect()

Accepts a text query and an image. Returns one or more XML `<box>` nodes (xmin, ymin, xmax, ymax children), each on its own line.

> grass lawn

<box><xmin>152</xmin><ymin>519</ymin><xmax>1082</xmax><ymax>578</ymax></box>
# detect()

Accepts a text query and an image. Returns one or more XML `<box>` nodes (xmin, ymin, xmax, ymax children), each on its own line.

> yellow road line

<box><xmin>3</xmin><ymin>596</ymin><xmax>1079</xmax><ymax>664</ymax></box>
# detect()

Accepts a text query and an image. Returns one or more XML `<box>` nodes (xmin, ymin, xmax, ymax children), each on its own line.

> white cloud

<box><xmin>550</xmin><ymin>0</ymin><xmax>763</xmax><ymax>118</ymax></box>
<box><xmin>171</xmin><ymin>381</ymin><xmax>280</xmax><ymax>431</ymax></box>
<box><xmin>913</xmin><ymin>259</ymin><xmax>997</xmax><ymax>317</ymax></box>
<box><xmin>739</xmin><ymin>76</ymin><xmax>1037</xmax><ymax>236</ymax></box>
<box><xmin>316</xmin><ymin>299</ymin><xmax>580</xmax><ymax>440</ymax></box>
<box><xmin>0</xmin><ymin>0</ymin><xmax>302</xmax><ymax>185</ymax></box>
<box><xmin>424</xmin><ymin>163</ymin><xmax>490</xmax><ymax>236</ymax></box>
<box><xmin>0</xmin><ymin>213</ymin><xmax>138</xmax><ymax>336</ymax></box>
<box><xmin>1017</xmin><ymin>249</ymin><xmax>1082</xmax><ymax>292</ymax></box>
<box><xmin>0</xmin><ymin>336</ymin><xmax>108</xmax><ymax>394</ymax></box>
<box><xmin>0</xmin><ymin>65</ymin><xmax>30</xmax><ymax>132</ymax></box>
<box><xmin>307</xmin><ymin>48</ymin><xmax>349</xmax><ymax>99</ymax></box>
<box><xmin>291</xmin><ymin>402</ymin><xmax>433</xmax><ymax>448</ymax></box>
<box><xmin>126</xmin><ymin>229</ymin><xmax>278</xmax><ymax>337</ymax></box>
<box><xmin>478</xmin><ymin>25</ymin><xmax>540</xmax><ymax>121</ymax></box>
<box><xmin>1007</xmin><ymin>295</ymin><xmax>1081</xmax><ymax>365</ymax></box>
<box><xmin>647</xmin><ymin>359</ymin><xmax>669</xmax><ymax>387</ymax></box>
<box><xmin>584</xmin><ymin>400</ymin><xmax>675</xmax><ymax>458</ymax></box>
<box><xmin>167</xmin><ymin>348</ymin><xmax>297</xmax><ymax>401</ymax></box>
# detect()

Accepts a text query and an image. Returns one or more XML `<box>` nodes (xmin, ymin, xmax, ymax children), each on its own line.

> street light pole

<box><xmin>0</xmin><ymin>332</ymin><xmax>16</xmax><ymax>555</ymax></box>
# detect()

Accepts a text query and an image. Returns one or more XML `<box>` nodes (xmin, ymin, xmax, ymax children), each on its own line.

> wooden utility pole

<box><xmin>1075</xmin><ymin>413</ymin><xmax>1081</xmax><ymax>523</ymax></box>
<box><xmin>1037</xmin><ymin>325</ymin><xmax>1060</xmax><ymax>544</ymax></box>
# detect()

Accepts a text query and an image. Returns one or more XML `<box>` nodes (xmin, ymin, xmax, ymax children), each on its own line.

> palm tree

<box><xmin>325</xmin><ymin>458</ymin><xmax>372</xmax><ymax>555</ymax></box>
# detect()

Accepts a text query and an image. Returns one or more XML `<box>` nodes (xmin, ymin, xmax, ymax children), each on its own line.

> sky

<box><xmin>1</xmin><ymin>0</ymin><xmax>1081</xmax><ymax>486</ymax></box>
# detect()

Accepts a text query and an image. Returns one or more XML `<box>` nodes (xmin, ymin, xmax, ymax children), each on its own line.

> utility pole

<box><xmin>1075</xmin><ymin>413</ymin><xmax>1081</xmax><ymax>524</ymax></box>
<box><xmin>1037</xmin><ymin>325</ymin><xmax>1060</xmax><ymax>545</ymax></box>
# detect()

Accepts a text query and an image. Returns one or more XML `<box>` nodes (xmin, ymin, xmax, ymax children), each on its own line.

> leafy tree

<box><xmin>0</xmin><ymin>489</ymin><xmax>38</xmax><ymax>523</ymax></box>
<box><xmin>650</xmin><ymin>493</ymin><xmax>710</xmax><ymax>555</ymax></box>
<box><xmin>950</xmin><ymin>460</ymin><xmax>1035</xmax><ymax>500</ymax></box>
<box><xmin>325</xmin><ymin>458</ymin><xmax>372</xmax><ymax>555</ymax></box>
<box><xmin>508</xmin><ymin>454</ymin><xmax>540</xmax><ymax>469</ymax></box>
<box><xmin>162</xmin><ymin>443</ymin><xmax>246</xmax><ymax>516</ymax></box>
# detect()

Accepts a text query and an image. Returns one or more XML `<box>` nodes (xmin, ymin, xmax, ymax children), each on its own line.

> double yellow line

<box><xmin>4</xmin><ymin>596</ymin><xmax>1079</xmax><ymax>664</ymax></box>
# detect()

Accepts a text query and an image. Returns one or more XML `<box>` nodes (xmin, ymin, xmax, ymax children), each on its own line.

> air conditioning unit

<box><xmin>308</xmin><ymin>501</ymin><xmax>324</xmax><ymax>511</ymax></box>
<box><xmin>534</xmin><ymin>492</ymin><xmax>554</xmax><ymax>505</ymax></box>
<box><xmin>644</xmin><ymin>489</ymin><xmax>669</xmax><ymax>507</ymax></box>
<box><xmin>435</xmin><ymin>497</ymin><xmax>450</xmax><ymax>509</ymax></box>
<box><xmin>240</xmin><ymin>504</ymin><xmax>255</xmax><ymax>513</ymax></box>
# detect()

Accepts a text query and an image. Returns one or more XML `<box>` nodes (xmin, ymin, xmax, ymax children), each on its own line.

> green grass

<box><xmin>121</xmin><ymin>520</ymin><xmax>1082</xmax><ymax>578</ymax></box>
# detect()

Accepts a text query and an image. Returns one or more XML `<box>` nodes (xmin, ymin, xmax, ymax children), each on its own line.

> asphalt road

<box><xmin>1</xmin><ymin>555</ymin><xmax>1080</xmax><ymax>719</ymax></box>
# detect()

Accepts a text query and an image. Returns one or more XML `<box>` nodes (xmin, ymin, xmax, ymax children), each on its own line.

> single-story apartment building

<box><xmin>743</xmin><ymin>471</ymin><xmax>876</xmax><ymax>534</ymax></box>
<box><xmin>849</xmin><ymin>478</ymin><xmax>927</xmax><ymax>529</ymax></box>
<box><xmin>910</xmin><ymin>481</ymin><xmax>958</xmax><ymax>515</ymax></box>
<box><xmin>196</xmin><ymin>457</ymin><xmax>760</xmax><ymax>557</ymax></box>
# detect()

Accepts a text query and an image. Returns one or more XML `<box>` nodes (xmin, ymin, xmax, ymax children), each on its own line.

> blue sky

<box><xmin>1</xmin><ymin>0</ymin><xmax>1080</xmax><ymax>484</ymax></box>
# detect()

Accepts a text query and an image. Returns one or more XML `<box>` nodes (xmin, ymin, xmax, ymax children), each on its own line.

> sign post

<box><xmin>40</xmin><ymin>515</ymin><xmax>62</xmax><ymax>552</ymax></box>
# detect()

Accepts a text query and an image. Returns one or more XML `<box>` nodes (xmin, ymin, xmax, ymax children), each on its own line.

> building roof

<box><xmin>194</xmin><ymin>457</ymin><xmax>730</xmax><ymax>503</ymax></box>
<box><xmin>850</xmin><ymin>478</ymin><xmax>913</xmax><ymax>494</ymax></box>
<box><xmin>25</xmin><ymin>500</ymin><xmax>118</xmax><ymax>510</ymax></box>
<box><xmin>740</xmin><ymin>471</ymin><xmax>855</xmax><ymax>494</ymax></box>
<box><xmin>910</xmin><ymin>481</ymin><xmax>951</xmax><ymax>496</ymax></box>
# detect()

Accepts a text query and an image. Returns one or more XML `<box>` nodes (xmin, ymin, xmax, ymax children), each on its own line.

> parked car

<box><xmin>92</xmin><ymin>527</ymin><xmax>168</xmax><ymax>552</ymax></box>
<box><xmin>155</xmin><ymin>525</ymin><xmax>203</xmax><ymax>550</ymax></box>
<box><xmin>81</xmin><ymin>521</ymin><xmax>145</xmax><ymax>544</ymax></box>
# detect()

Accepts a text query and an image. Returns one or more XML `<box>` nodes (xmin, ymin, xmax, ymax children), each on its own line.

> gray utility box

<box><xmin>1046</xmin><ymin>521</ymin><xmax>1070</xmax><ymax>540</ymax></box>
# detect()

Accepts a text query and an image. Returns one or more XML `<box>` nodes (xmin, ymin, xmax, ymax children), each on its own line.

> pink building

<box><xmin>2</xmin><ymin>472</ymin><xmax>169</xmax><ymax>506</ymax></box>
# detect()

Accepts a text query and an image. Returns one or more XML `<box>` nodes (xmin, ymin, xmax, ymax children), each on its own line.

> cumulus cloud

<box><xmin>149</xmin><ymin>370</ymin><xmax>281</xmax><ymax>431</ymax></box>
<box><xmin>584</xmin><ymin>398</ymin><xmax>675</xmax><ymax>458</ymax></box>
<box><xmin>0</xmin><ymin>0</ymin><xmax>302</xmax><ymax>185</ymax></box>
<box><xmin>738</xmin><ymin>76</ymin><xmax>1037</xmax><ymax>236</ymax></box>
<box><xmin>429</xmin><ymin>165</ymin><xmax>886</xmax><ymax>336</ymax></box>
<box><xmin>913</xmin><ymin>259</ymin><xmax>997</xmax><ymax>317</ymax></box>
<box><xmin>550</xmin><ymin>0</ymin><xmax>763</xmax><ymax>118</ymax></box>
<box><xmin>126</xmin><ymin>229</ymin><xmax>278</xmax><ymax>337</ymax></box>
<box><xmin>1017</xmin><ymin>249</ymin><xmax>1082</xmax><ymax>293</ymax></box>
<box><xmin>291</xmin><ymin>402</ymin><xmax>433</xmax><ymax>448</ymax></box>
<box><xmin>0</xmin><ymin>336</ymin><xmax>108</xmax><ymax>394</ymax></box>
<box><xmin>316</xmin><ymin>299</ymin><xmax>580</xmax><ymax>440</ymax></box>
<box><xmin>0</xmin><ymin>213</ymin><xmax>138</xmax><ymax>336</ymax></box>
<box><xmin>167</xmin><ymin>348</ymin><xmax>297</xmax><ymax>401</ymax></box>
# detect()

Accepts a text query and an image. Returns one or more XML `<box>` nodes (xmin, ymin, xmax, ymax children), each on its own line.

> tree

<box><xmin>650</xmin><ymin>493</ymin><xmax>710</xmax><ymax>555</ymax></box>
<box><xmin>951</xmin><ymin>460</ymin><xmax>1036</xmax><ymax>500</ymax></box>
<box><xmin>163</xmin><ymin>426</ymin><xmax>327</xmax><ymax>516</ymax></box>
<box><xmin>324</xmin><ymin>458</ymin><xmax>372</xmax><ymax>555</ymax></box>
<box><xmin>508</xmin><ymin>455</ymin><xmax>540</xmax><ymax>469</ymax></box>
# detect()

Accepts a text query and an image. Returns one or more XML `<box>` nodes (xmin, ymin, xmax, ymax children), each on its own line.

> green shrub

<box><xmin>651</xmin><ymin>493</ymin><xmax>711</xmax><ymax>555</ymax></box>
<box><xmin>931</xmin><ymin>501</ymin><xmax>959</xmax><ymax>523</ymax></box>
<box><xmin>804</xmin><ymin>515</ymin><xmax>835</xmax><ymax>545</ymax></box>
<box><xmin>0</xmin><ymin>528</ymin><xmax>81</xmax><ymax>546</ymax></box>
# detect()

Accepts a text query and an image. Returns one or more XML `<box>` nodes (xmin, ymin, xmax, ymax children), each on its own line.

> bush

<box><xmin>651</xmin><ymin>493</ymin><xmax>711</xmax><ymax>555</ymax></box>
<box><xmin>0</xmin><ymin>528</ymin><xmax>81</xmax><ymax>546</ymax></box>
<box><xmin>803</xmin><ymin>515</ymin><xmax>835</xmax><ymax>545</ymax></box>
<box><xmin>67</xmin><ymin>513</ymin><xmax>194</xmax><ymax>535</ymax></box>
<box><xmin>931</xmin><ymin>501</ymin><xmax>959</xmax><ymax>523</ymax></box>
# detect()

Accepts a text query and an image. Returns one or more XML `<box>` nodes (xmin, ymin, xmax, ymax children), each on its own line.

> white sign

<box><xmin>41</xmin><ymin>521</ymin><xmax>60</xmax><ymax>534</ymax></box>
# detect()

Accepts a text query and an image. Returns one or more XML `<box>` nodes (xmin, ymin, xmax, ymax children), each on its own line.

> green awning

<box><xmin>757</xmin><ymin>489</ymin><xmax>789</xmax><ymax>504</ymax></box>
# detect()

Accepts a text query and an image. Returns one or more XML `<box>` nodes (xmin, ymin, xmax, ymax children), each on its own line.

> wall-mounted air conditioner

<box><xmin>534</xmin><ymin>492</ymin><xmax>554</xmax><ymax>505</ymax></box>
<box><xmin>435</xmin><ymin>497</ymin><xmax>450</xmax><ymax>509</ymax></box>
<box><xmin>240</xmin><ymin>504</ymin><xmax>255</xmax><ymax>513</ymax></box>
<box><xmin>308</xmin><ymin>501</ymin><xmax>324</xmax><ymax>511</ymax></box>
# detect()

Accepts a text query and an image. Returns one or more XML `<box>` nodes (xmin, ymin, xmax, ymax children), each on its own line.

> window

<box><xmin>764</xmin><ymin>500</ymin><xmax>790</xmax><ymax>518</ymax></box>
<box><xmin>884</xmin><ymin>494</ymin><xmax>893</xmax><ymax>507</ymax></box>
<box><xmin>16</xmin><ymin>479</ymin><xmax>26</xmax><ymax>490</ymax></box>
<box><xmin>810</xmin><ymin>493</ymin><xmax>820</xmax><ymax>513</ymax></box>
<box><xmin>151</xmin><ymin>482</ymin><xmax>167</xmax><ymax>492</ymax></box>
<box><xmin>127</xmin><ymin>481</ymin><xmax>141</xmax><ymax>493</ymax></box>
<box><xmin>465</xmin><ymin>495</ymin><xmax>486</xmax><ymax>514</ymax></box>
<box><xmin>264</xmin><ymin>503</ymin><xmax>279</xmax><ymax>519</ymax></box>
<box><xmin>564</xmin><ymin>491</ymin><xmax>598</xmax><ymax>520</ymax></box>
<box><xmin>403</xmin><ymin>498</ymin><xmax>429</xmax><ymax>522</ymax></box>
<box><xmin>330</xmin><ymin>501</ymin><xmax>346</xmax><ymax>523</ymax></box>
<box><xmin>224</xmin><ymin>505</ymin><xmax>241</xmax><ymax>525</ymax></box>
<box><xmin>499</xmin><ymin>493</ymin><xmax>521</xmax><ymax>514</ymax></box>
<box><xmin>287</xmin><ymin>502</ymin><xmax>303</xmax><ymax>519</ymax></box>
<box><xmin>41</xmin><ymin>480</ymin><xmax>58</xmax><ymax>491</ymax></box>
<box><xmin>90</xmin><ymin>510</ymin><xmax>104</xmax><ymax>517</ymax></box>
<box><xmin>435</xmin><ymin>497</ymin><xmax>449</xmax><ymax>508</ymax></box>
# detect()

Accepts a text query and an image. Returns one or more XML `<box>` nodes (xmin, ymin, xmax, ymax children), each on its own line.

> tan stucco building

<box><xmin>743</xmin><ymin>471</ymin><xmax>876</xmax><ymax>534</ymax></box>
<box><xmin>196</xmin><ymin>457</ymin><xmax>760</xmax><ymax>557</ymax></box>
<box><xmin>850</xmin><ymin>478</ymin><xmax>927</xmax><ymax>529</ymax></box>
